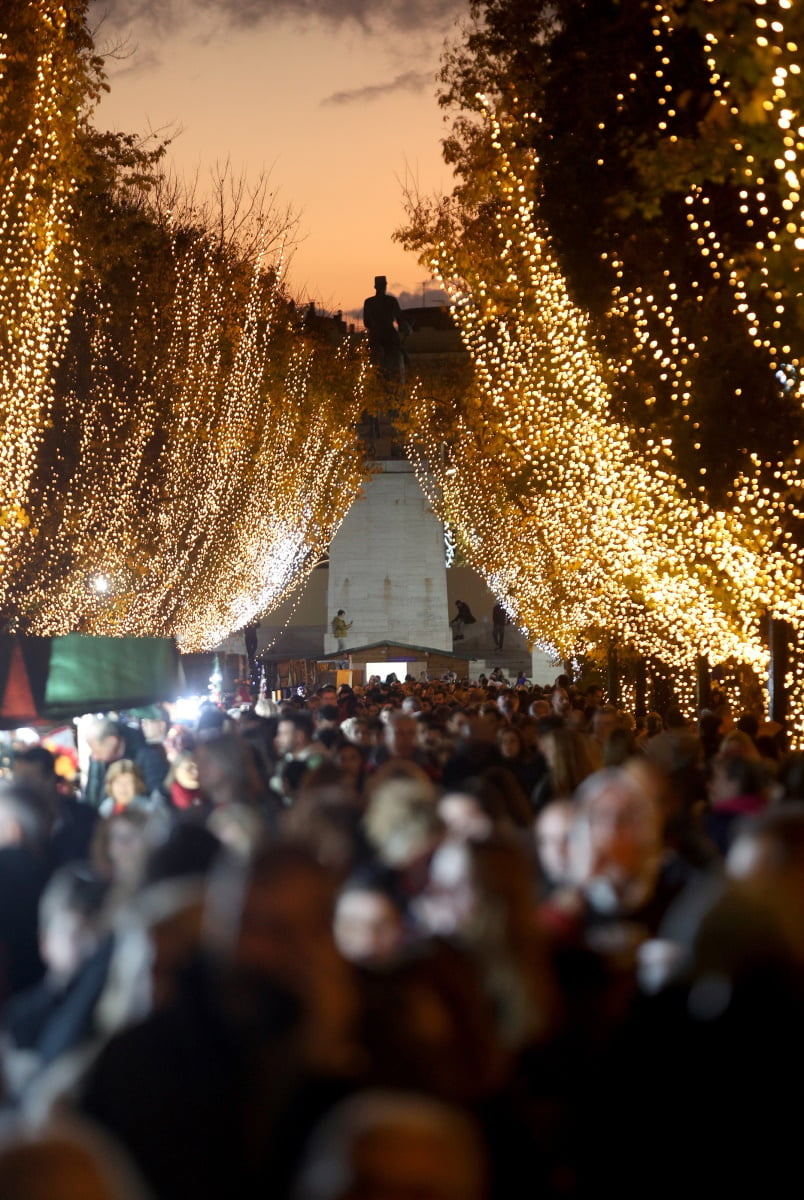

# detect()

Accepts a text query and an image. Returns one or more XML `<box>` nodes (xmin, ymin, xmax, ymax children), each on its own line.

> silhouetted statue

<box><xmin>363</xmin><ymin>275</ymin><xmax>409</xmax><ymax>384</ymax></box>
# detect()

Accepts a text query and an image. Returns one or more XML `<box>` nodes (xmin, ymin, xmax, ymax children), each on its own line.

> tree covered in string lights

<box><xmin>423</xmin><ymin>0</ymin><xmax>804</xmax><ymax>503</ymax></box>
<box><xmin>0</xmin><ymin>0</ymin><xmax>366</xmax><ymax>650</ymax></box>
<box><xmin>400</xmin><ymin>111</ymin><xmax>804</xmax><ymax>689</ymax></box>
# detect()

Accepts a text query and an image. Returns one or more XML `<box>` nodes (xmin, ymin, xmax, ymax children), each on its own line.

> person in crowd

<box><xmin>590</xmin><ymin>705</ymin><xmax>620</xmax><ymax>751</ymax></box>
<box><xmin>163</xmin><ymin>723</ymin><xmax>195</xmax><ymax>766</ymax></box>
<box><xmin>534</xmin><ymin>798</ymin><xmax>577</xmax><ymax>893</ymax></box>
<box><xmin>79</xmin><ymin>843</ymin><xmax>361</xmax><ymax>1200</ymax></box>
<box><xmin>549</xmin><ymin>687</ymin><xmax>571</xmax><ymax>720</ymax></box>
<box><xmin>0</xmin><ymin>782</ymin><xmax>53</xmax><ymax>998</ymax></box>
<box><xmin>496</xmin><ymin>724</ymin><xmax>544</xmax><ymax>795</ymax></box>
<box><xmin>98</xmin><ymin>762</ymin><xmax>152</xmax><ymax>819</ymax></box>
<box><xmin>602</xmin><ymin>726</ymin><xmax>639</xmax><ymax>767</ymax></box>
<box><xmin>92</xmin><ymin>811</ymin><xmax>150</xmax><ymax>895</ymax></box>
<box><xmin>13</xmin><ymin>746</ymin><xmax>97</xmax><ymax>867</ymax></box>
<box><xmin>164</xmin><ymin>751</ymin><xmax>204</xmax><ymax>812</ymax></box>
<box><xmin>368</xmin><ymin>711</ymin><xmax>433</xmax><ymax>775</ymax></box>
<box><xmin>2</xmin><ymin>864</ymin><xmax>111</xmax><ymax>1102</ymax></box>
<box><xmin>333</xmin><ymin>871</ymin><xmax>406</xmax><ymax>966</ymax></box>
<box><xmin>532</xmin><ymin>725</ymin><xmax>601</xmax><ymax>812</ymax></box>
<box><xmin>82</xmin><ymin>719</ymin><xmax>144</xmax><ymax>811</ymax></box>
<box><xmin>291</xmin><ymin>1091</ymin><xmax>486</xmax><ymax>1200</ymax></box>
<box><xmin>2</xmin><ymin>675</ymin><xmax>801</xmax><ymax>1199</ymax></box>
<box><xmin>134</xmin><ymin>706</ymin><xmax>169</xmax><ymax>795</ymax></box>
<box><xmin>417</xmin><ymin>836</ymin><xmax>559</xmax><ymax>1051</ymax></box>
<box><xmin>334</xmin><ymin>739</ymin><xmax>367</xmax><ymax>799</ymax></box>
<box><xmin>0</xmin><ymin>1117</ymin><xmax>149</xmax><ymax>1200</ymax></box>
<box><xmin>564</xmin><ymin>767</ymin><xmax>699</xmax><ymax>946</ymax></box>
<box><xmin>706</xmin><ymin>750</ymin><xmax>768</xmax><ymax>854</ymax></box>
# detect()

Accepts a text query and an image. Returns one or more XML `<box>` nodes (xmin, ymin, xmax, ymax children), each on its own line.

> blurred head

<box><xmin>140</xmin><ymin>707</ymin><xmax>168</xmax><ymax>745</ymax></box>
<box><xmin>0</xmin><ymin>780</ymin><xmax>51</xmax><ymax>848</ymax></box>
<box><xmin>276</xmin><ymin>712</ymin><xmax>314</xmax><ymax>757</ymax></box>
<box><xmin>575</xmin><ymin>768</ymin><xmax>662</xmax><ymax>889</ymax></box>
<box><xmin>104</xmin><ymin>760</ymin><xmax>146</xmax><ymax>809</ymax></box>
<box><xmin>384</xmin><ymin>713</ymin><xmax>418</xmax><ymax>760</ymax></box>
<box><xmin>708</xmin><ymin>753</ymin><xmax>767</xmax><ymax>808</ymax></box>
<box><xmin>497</xmin><ymin>726</ymin><xmax>524</xmax><ymax>760</ymax></box>
<box><xmin>437</xmin><ymin>791</ymin><xmax>494</xmax><ymax>842</ymax></box>
<box><xmin>416</xmin><ymin>717</ymin><xmax>444</xmax><ymax>757</ymax></box>
<box><xmin>496</xmin><ymin>690</ymin><xmax>519</xmax><ymax>719</ymax></box>
<box><xmin>316</xmin><ymin>705</ymin><xmax>340</xmax><ymax>731</ymax></box>
<box><xmin>103</xmin><ymin>811</ymin><xmax>150</xmax><ymax>889</ymax></box>
<box><xmin>727</xmin><ymin>806</ymin><xmax>804</xmax><ymax>960</ymax></box>
<box><xmin>13</xmin><ymin>746</ymin><xmax>58</xmax><ymax>808</ymax></box>
<box><xmin>84</xmin><ymin>718</ymin><xmax>125</xmax><ymax>765</ymax></box>
<box><xmin>540</xmin><ymin>727</ymin><xmax>601</xmax><ymax>799</ymax></box>
<box><xmin>39</xmin><ymin>865</ymin><xmax>110</xmax><ymax>984</ymax></box>
<box><xmin>535</xmin><ymin>800</ymin><xmax>577</xmax><ymax>888</ymax></box>
<box><xmin>204</xmin><ymin>844</ymin><xmax>357</xmax><ymax>1054</ymax></box>
<box><xmin>0</xmin><ymin>1118</ymin><xmax>149</xmax><ymax>1200</ymax></box>
<box><xmin>591</xmin><ymin>705</ymin><xmax>619</xmax><ymax>747</ymax></box>
<box><xmin>335</xmin><ymin>741</ymin><xmax>365</xmax><ymax>784</ymax></box>
<box><xmin>334</xmin><ymin>877</ymin><xmax>405</xmax><ymax>966</ymax></box>
<box><xmin>550</xmin><ymin>688</ymin><xmax>570</xmax><ymax>719</ymax></box>
<box><xmin>195</xmin><ymin>733</ymin><xmax>262</xmax><ymax>807</ymax></box>
<box><xmin>292</xmin><ymin>1091</ymin><xmax>486</xmax><ymax>1200</ymax></box>
<box><xmin>340</xmin><ymin>718</ymin><xmax>371</xmax><ymax>748</ymax></box>
<box><xmin>364</xmin><ymin>774</ymin><xmax>441</xmax><ymax>873</ymax></box>
<box><xmin>169</xmin><ymin>752</ymin><xmax>200</xmax><ymax>792</ymax></box>
<box><xmin>164</xmin><ymin>724</ymin><xmax>195</xmax><ymax>764</ymax></box>
<box><xmin>602</xmin><ymin>726</ymin><xmax>638</xmax><ymax>768</ymax></box>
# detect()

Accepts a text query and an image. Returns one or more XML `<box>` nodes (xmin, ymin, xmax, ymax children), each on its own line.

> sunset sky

<box><xmin>89</xmin><ymin>0</ymin><xmax>466</xmax><ymax>313</ymax></box>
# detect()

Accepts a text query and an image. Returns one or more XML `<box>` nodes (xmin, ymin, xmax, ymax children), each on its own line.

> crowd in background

<box><xmin>0</xmin><ymin>670</ymin><xmax>802</xmax><ymax>1198</ymax></box>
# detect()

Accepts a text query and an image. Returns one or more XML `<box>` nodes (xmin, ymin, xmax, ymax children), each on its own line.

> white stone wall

<box><xmin>325</xmin><ymin>459</ymin><xmax>452</xmax><ymax>653</ymax></box>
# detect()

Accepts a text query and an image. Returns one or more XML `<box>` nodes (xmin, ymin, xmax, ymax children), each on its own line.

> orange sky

<box><xmin>92</xmin><ymin>2</ymin><xmax>462</xmax><ymax>312</ymax></box>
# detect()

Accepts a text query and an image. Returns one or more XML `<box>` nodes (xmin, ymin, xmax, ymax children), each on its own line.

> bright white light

<box><xmin>91</xmin><ymin>574</ymin><xmax>111</xmax><ymax>595</ymax></box>
<box><xmin>12</xmin><ymin>727</ymin><xmax>39</xmax><ymax>744</ymax></box>
<box><xmin>172</xmin><ymin>695</ymin><xmax>205</xmax><ymax>722</ymax></box>
<box><xmin>366</xmin><ymin>661</ymin><xmax>411</xmax><ymax>682</ymax></box>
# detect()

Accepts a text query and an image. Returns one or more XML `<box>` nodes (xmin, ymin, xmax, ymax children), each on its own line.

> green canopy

<box><xmin>0</xmin><ymin>634</ymin><xmax>183</xmax><ymax>728</ymax></box>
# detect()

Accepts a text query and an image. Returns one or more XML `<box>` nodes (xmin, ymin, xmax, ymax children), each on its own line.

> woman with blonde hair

<box><xmin>99</xmin><ymin>761</ymin><xmax>150</xmax><ymax>819</ymax></box>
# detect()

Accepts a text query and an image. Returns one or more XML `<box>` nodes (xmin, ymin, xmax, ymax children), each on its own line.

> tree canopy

<box><xmin>416</xmin><ymin>0</ymin><xmax>804</xmax><ymax>501</ymax></box>
<box><xmin>0</xmin><ymin>0</ymin><xmax>366</xmax><ymax>649</ymax></box>
<box><xmin>397</xmin><ymin>0</ymin><xmax>804</xmax><ymax>723</ymax></box>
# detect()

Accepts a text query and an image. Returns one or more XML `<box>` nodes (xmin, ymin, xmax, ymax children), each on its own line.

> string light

<box><xmin>0</xmin><ymin>3</ymin><xmax>367</xmax><ymax>652</ymax></box>
<box><xmin>404</xmin><ymin>105</ymin><xmax>804</xmax><ymax>732</ymax></box>
<box><xmin>0</xmin><ymin>5</ymin><xmax>79</xmax><ymax>584</ymax></box>
<box><xmin>21</xmin><ymin>240</ymin><xmax>367</xmax><ymax>651</ymax></box>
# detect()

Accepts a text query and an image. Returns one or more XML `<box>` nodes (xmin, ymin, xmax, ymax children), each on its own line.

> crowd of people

<box><xmin>0</xmin><ymin>670</ymin><xmax>802</xmax><ymax>1197</ymax></box>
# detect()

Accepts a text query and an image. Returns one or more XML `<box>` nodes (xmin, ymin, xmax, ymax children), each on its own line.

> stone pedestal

<box><xmin>325</xmin><ymin>459</ymin><xmax>451</xmax><ymax>653</ymax></box>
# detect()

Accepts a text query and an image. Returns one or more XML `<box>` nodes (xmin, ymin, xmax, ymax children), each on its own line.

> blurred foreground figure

<box><xmin>292</xmin><ymin>1090</ymin><xmax>486</xmax><ymax>1200</ymax></box>
<box><xmin>0</xmin><ymin>1117</ymin><xmax>148</xmax><ymax>1200</ymax></box>
<box><xmin>79</xmin><ymin>843</ymin><xmax>360</xmax><ymax>1200</ymax></box>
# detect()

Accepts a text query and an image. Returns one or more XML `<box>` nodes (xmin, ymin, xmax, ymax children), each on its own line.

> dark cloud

<box><xmin>92</xmin><ymin>0</ymin><xmax>465</xmax><ymax>35</ymax></box>
<box><xmin>322</xmin><ymin>69</ymin><xmax>435</xmax><ymax>106</ymax></box>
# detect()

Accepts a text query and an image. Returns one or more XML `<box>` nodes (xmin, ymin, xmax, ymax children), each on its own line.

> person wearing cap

<box><xmin>134</xmin><ymin>706</ymin><xmax>170</xmax><ymax>794</ymax></box>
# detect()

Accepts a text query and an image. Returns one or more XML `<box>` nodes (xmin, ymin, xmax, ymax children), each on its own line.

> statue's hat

<box><xmin>374</xmin><ymin>275</ymin><xmax>387</xmax><ymax>288</ymax></box>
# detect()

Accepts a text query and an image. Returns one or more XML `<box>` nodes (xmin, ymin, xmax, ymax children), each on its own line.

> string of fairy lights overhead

<box><xmin>0</xmin><ymin>3</ymin><xmax>367</xmax><ymax>652</ymax></box>
<box><xmin>406</xmin><ymin>95</ymin><xmax>804</xmax><ymax>729</ymax></box>
<box><xmin>0</xmin><ymin>11</ymin><xmax>79</xmax><ymax>575</ymax></box>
